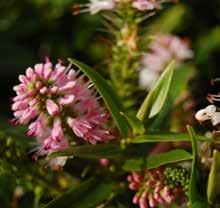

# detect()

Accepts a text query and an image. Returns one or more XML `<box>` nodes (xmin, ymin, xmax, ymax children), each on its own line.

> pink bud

<box><xmin>18</xmin><ymin>75</ymin><xmax>28</xmax><ymax>84</ymax></box>
<box><xmin>12</xmin><ymin>101</ymin><xmax>28</xmax><ymax>111</ymax></box>
<box><xmin>20</xmin><ymin>109</ymin><xmax>38</xmax><ymax>124</ymax></box>
<box><xmin>99</xmin><ymin>158</ymin><xmax>109</xmax><ymax>166</ymax></box>
<box><xmin>34</xmin><ymin>64</ymin><xmax>44</xmax><ymax>76</ymax></box>
<box><xmin>148</xmin><ymin>195</ymin><xmax>156</xmax><ymax>207</ymax></box>
<box><xmin>59</xmin><ymin>81</ymin><xmax>76</xmax><ymax>92</ymax></box>
<box><xmin>132</xmin><ymin>195</ymin><xmax>140</xmax><ymax>204</ymax></box>
<box><xmin>44</xmin><ymin>68</ymin><xmax>52</xmax><ymax>80</ymax></box>
<box><xmin>26</xmin><ymin>67</ymin><xmax>35</xmax><ymax>79</ymax></box>
<box><xmin>59</xmin><ymin>95</ymin><xmax>75</xmax><ymax>105</ymax></box>
<box><xmin>52</xmin><ymin>118</ymin><xmax>63</xmax><ymax>141</ymax></box>
<box><xmin>139</xmin><ymin>198</ymin><xmax>148</xmax><ymax>208</ymax></box>
<box><xmin>46</xmin><ymin>99</ymin><xmax>59</xmax><ymax>116</ymax></box>
<box><xmin>40</xmin><ymin>87</ymin><xmax>48</xmax><ymax>94</ymax></box>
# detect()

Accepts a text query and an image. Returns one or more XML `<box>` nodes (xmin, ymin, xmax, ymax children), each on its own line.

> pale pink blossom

<box><xmin>139</xmin><ymin>34</ymin><xmax>193</xmax><ymax>89</ymax></box>
<box><xmin>12</xmin><ymin>59</ymin><xmax>114</xmax><ymax>167</ymax></box>
<box><xmin>132</xmin><ymin>0</ymin><xmax>161</xmax><ymax>11</ymax></box>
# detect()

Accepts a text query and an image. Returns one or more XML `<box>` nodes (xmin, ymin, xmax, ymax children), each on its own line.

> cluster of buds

<box><xmin>139</xmin><ymin>34</ymin><xmax>193</xmax><ymax>89</ymax></box>
<box><xmin>127</xmin><ymin>166</ymin><xmax>189</xmax><ymax>208</ymax></box>
<box><xmin>73</xmin><ymin>0</ymin><xmax>165</xmax><ymax>15</ymax></box>
<box><xmin>11</xmin><ymin>59</ymin><xmax>113</xmax><ymax>168</ymax></box>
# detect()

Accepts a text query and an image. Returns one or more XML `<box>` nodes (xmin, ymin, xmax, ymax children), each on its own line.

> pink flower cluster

<box><xmin>139</xmin><ymin>34</ymin><xmax>193</xmax><ymax>89</ymax></box>
<box><xmin>75</xmin><ymin>0</ymin><xmax>163</xmax><ymax>15</ymax></box>
<box><xmin>132</xmin><ymin>0</ymin><xmax>162</xmax><ymax>11</ymax></box>
<box><xmin>143</xmin><ymin>34</ymin><xmax>193</xmax><ymax>72</ymax></box>
<box><xmin>11</xmin><ymin>59</ymin><xmax>113</xmax><ymax>167</ymax></box>
<box><xmin>127</xmin><ymin>169</ymin><xmax>182</xmax><ymax>208</ymax></box>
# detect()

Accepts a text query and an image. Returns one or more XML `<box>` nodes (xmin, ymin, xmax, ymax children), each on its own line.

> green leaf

<box><xmin>146</xmin><ymin>149</ymin><xmax>192</xmax><ymax>169</ymax></box>
<box><xmin>73</xmin><ymin>181</ymin><xmax>115</xmax><ymax>208</ymax></box>
<box><xmin>120</xmin><ymin>112</ymin><xmax>145</xmax><ymax>136</ymax></box>
<box><xmin>43</xmin><ymin>178</ymin><xmax>97</xmax><ymax>208</ymax></box>
<box><xmin>123</xmin><ymin>149</ymin><xmax>192</xmax><ymax>171</ymax></box>
<box><xmin>49</xmin><ymin>144</ymin><xmax>122</xmax><ymax>159</ymax></box>
<box><xmin>207</xmin><ymin>150</ymin><xmax>220</xmax><ymax>205</ymax></box>
<box><xmin>123</xmin><ymin>159</ymin><xmax>146</xmax><ymax>171</ymax></box>
<box><xmin>187</xmin><ymin>125</ymin><xmax>207</xmax><ymax>207</ymax></box>
<box><xmin>148</xmin><ymin>65</ymin><xmax>195</xmax><ymax>130</ymax></box>
<box><xmin>130</xmin><ymin>132</ymin><xmax>210</xmax><ymax>143</ymax></box>
<box><xmin>68</xmin><ymin>58</ymin><xmax>130</xmax><ymax>137</ymax></box>
<box><xmin>136</xmin><ymin>61</ymin><xmax>175</xmax><ymax>122</ymax></box>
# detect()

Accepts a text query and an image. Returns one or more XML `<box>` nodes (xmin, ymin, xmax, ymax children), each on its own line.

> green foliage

<box><xmin>69</xmin><ymin>58</ymin><xmax>131</xmax><ymax>137</ymax></box>
<box><xmin>207</xmin><ymin>150</ymin><xmax>220</xmax><ymax>205</ymax></box>
<box><xmin>43</xmin><ymin>178</ymin><xmax>97</xmax><ymax>208</ymax></box>
<box><xmin>130</xmin><ymin>132</ymin><xmax>210</xmax><ymax>143</ymax></box>
<box><xmin>123</xmin><ymin>149</ymin><xmax>192</xmax><ymax>171</ymax></box>
<box><xmin>44</xmin><ymin>177</ymin><xmax>115</xmax><ymax>208</ymax></box>
<box><xmin>187</xmin><ymin>126</ymin><xmax>207</xmax><ymax>208</ymax></box>
<box><xmin>148</xmin><ymin>64</ymin><xmax>195</xmax><ymax>131</ymax></box>
<box><xmin>50</xmin><ymin>144</ymin><xmax>122</xmax><ymax>159</ymax></box>
<box><xmin>137</xmin><ymin>61</ymin><xmax>175</xmax><ymax>122</ymax></box>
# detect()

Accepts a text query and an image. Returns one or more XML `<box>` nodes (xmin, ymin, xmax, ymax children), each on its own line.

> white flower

<box><xmin>195</xmin><ymin>105</ymin><xmax>220</xmax><ymax>126</ymax></box>
<box><xmin>89</xmin><ymin>0</ymin><xmax>115</xmax><ymax>14</ymax></box>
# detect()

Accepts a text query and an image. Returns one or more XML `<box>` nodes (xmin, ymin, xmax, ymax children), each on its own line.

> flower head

<box><xmin>127</xmin><ymin>167</ymin><xmax>189</xmax><ymax>208</ymax></box>
<box><xmin>12</xmin><ymin>59</ymin><xmax>113</xmax><ymax>167</ymax></box>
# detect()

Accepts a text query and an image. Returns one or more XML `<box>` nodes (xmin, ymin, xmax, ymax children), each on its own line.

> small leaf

<box><xmin>123</xmin><ymin>149</ymin><xmax>192</xmax><ymax>171</ymax></box>
<box><xmin>69</xmin><ymin>58</ymin><xmax>130</xmax><ymax>137</ymax></box>
<box><xmin>207</xmin><ymin>150</ymin><xmax>220</xmax><ymax>204</ymax></box>
<box><xmin>130</xmin><ymin>132</ymin><xmax>210</xmax><ymax>143</ymax></box>
<box><xmin>187</xmin><ymin>125</ymin><xmax>207</xmax><ymax>207</ymax></box>
<box><xmin>49</xmin><ymin>144</ymin><xmax>122</xmax><ymax>159</ymax></box>
<box><xmin>137</xmin><ymin>61</ymin><xmax>175</xmax><ymax>122</ymax></box>
<box><xmin>146</xmin><ymin>149</ymin><xmax>192</xmax><ymax>169</ymax></box>
<box><xmin>123</xmin><ymin>159</ymin><xmax>146</xmax><ymax>171</ymax></box>
<box><xmin>148</xmin><ymin>65</ymin><xmax>195</xmax><ymax>130</ymax></box>
<box><xmin>43</xmin><ymin>178</ymin><xmax>97</xmax><ymax>208</ymax></box>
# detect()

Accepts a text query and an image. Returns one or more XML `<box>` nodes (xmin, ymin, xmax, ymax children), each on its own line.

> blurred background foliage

<box><xmin>0</xmin><ymin>0</ymin><xmax>220</xmax><ymax>207</ymax></box>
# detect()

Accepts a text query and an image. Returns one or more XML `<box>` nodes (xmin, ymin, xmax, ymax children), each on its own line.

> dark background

<box><xmin>0</xmin><ymin>0</ymin><xmax>220</xmax><ymax>117</ymax></box>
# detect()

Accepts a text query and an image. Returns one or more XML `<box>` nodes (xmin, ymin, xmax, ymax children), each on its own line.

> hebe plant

<box><xmin>1</xmin><ymin>0</ymin><xmax>220</xmax><ymax>207</ymax></box>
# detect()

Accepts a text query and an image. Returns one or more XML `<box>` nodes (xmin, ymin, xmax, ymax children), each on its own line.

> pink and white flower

<box><xmin>139</xmin><ymin>34</ymin><xmax>193</xmax><ymax>89</ymax></box>
<box><xmin>12</xmin><ymin>59</ymin><xmax>114</xmax><ymax>167</ymax></box>
<box><xmin>132</xmin><ymin>0</ymin><xmax>162</xmax><ymax>11</ymax></box>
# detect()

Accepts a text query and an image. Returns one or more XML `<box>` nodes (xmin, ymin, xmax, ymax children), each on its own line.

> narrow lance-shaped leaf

<box><xmin>68</xmin><ymin>58</ymin><xmax>130</xmax><ymax>137</ymax></box>
<box><xmin>187</xmin><ymin>125</ymin><xmax>207</xmax><ymax>207</ymax></box>
<box><xmin>49</xmin><ymin>144</ymin><xmax>122</xmax><ymax>159</ymax></box>
<box><xmin>207</xmin><ymin>150</ymin><xmax>220</xmax><ymax>205</ymax></box>
<box><xmin>136</xmin><ymin>61</ymin><xmax>175</xmax><ymax>122</ymax></box>
<box><xmin>148</xmin><ymin>64</ymin><xmax>195</xmax><ymax>130</ymax></box>
<box><xmin>123</xmin><ymin>149</ymin><xmax>193</xmax><ymax>171</ymax></box>
<box><xmin>130</xmin><ymin>132</ymin><xmax>210</xmax><ymax>144</ymax></box>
